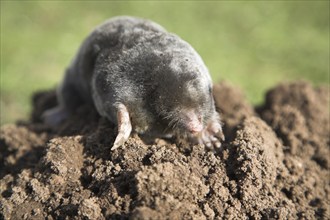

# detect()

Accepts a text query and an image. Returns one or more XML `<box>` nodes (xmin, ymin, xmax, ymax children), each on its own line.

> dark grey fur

<box><xmin>44</xmin><ymin>16</ymin><xmax>224</xmax><ymax>149</ymax></box>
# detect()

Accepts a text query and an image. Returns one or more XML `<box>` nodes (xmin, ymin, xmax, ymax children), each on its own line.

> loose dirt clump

<box><xmin>1</xmin><ymin>81</ymin><xmax>329</xmax><ymax>219</ymax></box>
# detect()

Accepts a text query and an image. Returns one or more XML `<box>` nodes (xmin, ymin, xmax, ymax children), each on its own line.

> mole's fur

<box><xmin>43</xmin><ymin>16</ymin><xmax>224</xmax><ymax>150</ymax></box>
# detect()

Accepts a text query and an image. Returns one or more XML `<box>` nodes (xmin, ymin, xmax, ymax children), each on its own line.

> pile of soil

<box><xmin>1</xmin><ymin>81</ymin><xmax>329</xmax><ymax>219</ymax></box>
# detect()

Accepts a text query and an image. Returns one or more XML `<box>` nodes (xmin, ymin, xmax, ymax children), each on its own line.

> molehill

<box><xmin>0</xmin><ymin>81</ymin><xmax>329</xmax><ymax>219</ymax></box>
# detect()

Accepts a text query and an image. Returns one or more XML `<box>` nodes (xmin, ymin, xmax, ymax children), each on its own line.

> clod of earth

<box><xmin>0</xmin><ymin>81</ymin><xmax>329</xmax><ymax>219</ymax></box>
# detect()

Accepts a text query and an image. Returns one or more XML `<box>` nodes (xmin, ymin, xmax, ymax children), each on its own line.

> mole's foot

<box><xmin>42</xmin><ymin>106</ymin><xmax>69</xmax><ymax>126</ymax></box>
<box><xmin>111</xmin><ymin>104</ymin><xmax>132</xmax><ymax>150</ymax></box>
<box><xmin>197</xmin><ymin>121</ymin><xmax>225</xmax><ymax>151</ymax></box>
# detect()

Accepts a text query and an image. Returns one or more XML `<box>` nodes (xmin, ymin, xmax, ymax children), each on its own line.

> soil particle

<box><xmin>0</xmin><ymin>81</ymin><xmax>329</xmax><ymax>219</ymax></box>
<box><xmin>78</xmin><ymin>197</ymin><xmax>103</xmax><ymax>220</ymax></box>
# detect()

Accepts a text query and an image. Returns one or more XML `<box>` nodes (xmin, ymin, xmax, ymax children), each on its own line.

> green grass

<box><xmin>1</xmin><ymin>1</ymin><xmax>329</xmax><ymax>124</ymax></box>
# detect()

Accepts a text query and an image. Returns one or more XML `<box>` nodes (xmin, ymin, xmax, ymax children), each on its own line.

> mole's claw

<box><xmin>210</xmin><ymin>136</ymin><xmax>221</xmax><ymax>149</ymax></box>
<box><xmin>215</xmin><ymin>129</ymin><xmax>225</xmax><ymax>142</ymax></box>
<box><xmin>214</xmin><ymin>140</ymin><xmax>221</xmax><ymax>149</ymax></box>
<box><xmin>112</xmin><ymin>135</ymin><xmax>126</xmax><ymax>150</ymax></box>
<box><xmin>111</xmin><ymin>103</ymin><xmax>132</xmax><ymax>151</ymax></box>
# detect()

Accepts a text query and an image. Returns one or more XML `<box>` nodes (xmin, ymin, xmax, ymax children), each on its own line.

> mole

<box><xmin>43</xmin><ymin>16</ymin><xmax>225</xmax><ymax>150</ymax></box>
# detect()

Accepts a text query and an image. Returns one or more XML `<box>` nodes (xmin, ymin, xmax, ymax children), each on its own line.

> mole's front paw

<box><xmin>197</xmin><ymin>121</ymin><xmax>225</xmax><ymax>151</ymax></box>
<box><xmin>111</xmin><ymin>103</ymin><xmax>132</xmax><ymax>151</ymax></box>
<box><xmin>42</xmin><ymin>106</ymin><xmax>69</xmax><ymax>126</ymax></box>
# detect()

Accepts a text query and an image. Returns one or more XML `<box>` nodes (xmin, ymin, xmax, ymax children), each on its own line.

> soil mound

<box><xmin>1</xmin><ymin>81</ymin><xmax>329</xmax><ymax>219</ymax></box>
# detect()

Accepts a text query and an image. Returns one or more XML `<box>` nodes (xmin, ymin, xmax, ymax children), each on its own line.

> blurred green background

<box><xmin>1</xmin><ymin>1</ymin><xmax>329</xmax><ymax>125</ymax></box>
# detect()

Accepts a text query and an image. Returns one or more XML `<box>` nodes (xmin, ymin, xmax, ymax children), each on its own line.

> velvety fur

<box><xmin>45</xmin><ymin>16</ymin><xmax>223</xmax><ymax>148</ymax></box>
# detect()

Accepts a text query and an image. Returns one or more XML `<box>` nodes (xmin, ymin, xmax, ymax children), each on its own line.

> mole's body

<box><xmin>44</xmin><ymin>16</ymin><xmax>224</xmax><ymax>150</ymax></box>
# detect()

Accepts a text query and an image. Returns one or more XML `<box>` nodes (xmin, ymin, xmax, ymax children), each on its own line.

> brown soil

<box><xmin>1</xmin><ymin>81</ymin><xmax>329</xmax><ymax>219</ymax></box>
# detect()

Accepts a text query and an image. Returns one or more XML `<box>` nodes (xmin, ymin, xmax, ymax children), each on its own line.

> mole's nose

<box><xmin>184</xmin><ymin>110</ymin><xmax>203</xmax><ymax>134</ymax></box>
<box><xmin>187</xmin><ymin>120</ymin><xmax>203</xmax><ymax>134</ymax></box>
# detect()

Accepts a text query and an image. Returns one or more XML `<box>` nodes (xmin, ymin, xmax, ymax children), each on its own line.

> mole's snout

<box><xmin>183</xmin><ymin>110</ymin><xmax>203</xmax><ymax>134</ymax></box>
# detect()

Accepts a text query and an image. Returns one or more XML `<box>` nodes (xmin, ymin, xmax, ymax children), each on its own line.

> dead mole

<box><xmin>43</xmin><ymin>16</ymin><xmax>224</xmax><ymax>150</ymax></box>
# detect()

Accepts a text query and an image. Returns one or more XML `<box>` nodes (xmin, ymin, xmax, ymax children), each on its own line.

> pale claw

<box><xmin>111</xmin><ymin>103</ymin><xmax>132</xmax><ymax>150</ymax></box>
<box><xmin>215</xmin><ymin>129</ymin><xmax>225</xmax><ymax>143</ymax></box>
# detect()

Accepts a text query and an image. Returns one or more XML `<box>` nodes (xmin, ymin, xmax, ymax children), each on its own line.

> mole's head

<box><xmin>153</xmin><ymin>47</ymin><xmax>216</xmax><ymax>136</ymax></box>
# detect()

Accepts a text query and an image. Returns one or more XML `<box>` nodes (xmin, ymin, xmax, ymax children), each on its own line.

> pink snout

<box><xmin>183</xmin><ymin>110</ymin><xmax>203</xmax><ymax>134</ymax></box>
